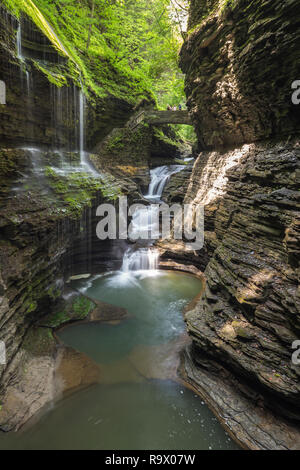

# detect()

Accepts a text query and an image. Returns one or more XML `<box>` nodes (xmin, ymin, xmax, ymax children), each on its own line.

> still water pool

<box><xmin>0</xmin><ymin>270</ymin><xmax>239</xmax><ymax>450</ymax></box>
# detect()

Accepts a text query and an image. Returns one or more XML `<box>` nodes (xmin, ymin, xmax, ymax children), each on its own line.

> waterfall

<box><xmin>121</xmin><ymin>248</ymin><xmax>159</xmax><ymax>272</ymax></box>
<box><xmin>145</xmin><ymin>164</ymin><xmax>185</xmax><ymax>200</ymax></box>
<box><xmin>119</xmin><ymin>164</ymin><xmax>186</xmax><ymax>274</ymax></box>
<box><xmin>51</xmin><ymin>84</ymin><xmax>63</xmax><ymax>147</ymax></box>
<box><xmin>16</xmin><ymin>23</ymin><xmax>23</xmax><ymax>61</ymax></box>
<box><xmin>128</xmin><ymin>205</ymin><xmax>159</xmax><ymax>241</ymax></box>
<box><xmin>78</xmin><ymin>89</ymin><xmax>97</xmax><ymax>174</ymax></box>
<box><xmin>119</xmin><ymin>163</ymin><xmax>187</xmax><ymax>274</ymax></box>
<box><xmin>25</xmin><ymin>71</ymin><xmax>30</xmax><ymax>95</ymax></box>
<box><xmin>12</xmin><ymin>148</ymin><xmax>49</xmax><ymax>194</ymax></box>
<box><xmin>16</xmin><ymin>21</ymin><xmax>31</xmax><ymax>108</ymax></box>
<box><xmin>79</xmin><ymin>89</ymin><xmax>85</xmax><ymax>165</ymax></box>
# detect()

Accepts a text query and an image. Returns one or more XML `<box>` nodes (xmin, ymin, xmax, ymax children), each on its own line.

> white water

<box><xmin>128</xmin><ymin>205</ymin><xmax>159</xmax><ymax>241</ymax></box>
<box><xmin>78</xmin><ymin>89</ymin><xmax>98</xmax><ymax>174</ymax></box>
<box><xmin>25</xmin><ymin>71</ymin><xmax>30</xmax><ymax>95</ymax></box>
<box><xmin>16</xmin><ymin>23</ymin><xmax>24</xmax><ymax>61</ymax></box>
<box><xmin>17</xmin><ymin>22</ymin><xmax>30</xmax><ymax>97</ymax></box>
<box><xmin>11</xmin><ymin>148</ymin><xmax>49</xmax><ymax>194</ymax></box>
<box><xmin>79</xmin><ymin>90</ymin><xmax>85</xmax><ymax>165</ymax></box>
<box><xmin>119</xmin><ymin>163</ymin><xmax>186</xmax><ymax>276</ymax></box>
<box><xmin>15</xmin><ymin>22</ymin><xmax>96</xmax><ymax>176</ymax></box>
<box><xmin>121</xmin><ymin>248</ymin><xmax>159</xmax><ymax>272</ymax></box>
<box><xmin>46</xmin><ymin>87</ymin><xmax>98</xmax><ymax>177</ymax></box>
<box><xmin>145</xmin><ymin>165</ymin><xmax>185</xmax><ymax>200</ymax></box>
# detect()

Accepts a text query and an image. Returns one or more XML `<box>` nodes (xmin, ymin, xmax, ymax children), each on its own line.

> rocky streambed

<box><xmin>0</xmin><ymin>270</ymin><xmax>240</xmax><ymax>450</ymax></box>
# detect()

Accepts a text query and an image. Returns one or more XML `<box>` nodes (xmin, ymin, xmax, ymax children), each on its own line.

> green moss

<box><xmin>72</xmin><ymin>296</ymin><xmax>94</xmax><ymax>318</ymax></box>
<box><xmin>105</xmin><ymin>132</ymin><xmax>126</xmax><ymax>152</ymax></box>
<box><xmin>2</xmin><ymin>0</ymin><xmax>148</xmax><ymax>103</ymax></box>
<box><xmin>153</xmin><ymin>127</ymin><xmax>179</xmax><ymax>147</ymax></box>
<box><xmin>39</xmin><ymin>295</ymin><xmax>96</xmax><ymax>328</ymax></box>
<box><xmin>44</xmin><ymin>167</ymin><xmax>121</xmax><ymax>216</ymax></box>
<box><xmin>220</xmin><ymin>0</ymin><xmax>238</xmax><ymax>13</ymax></box>
<box><xmin>33</xmin><ymin>61</ymin><xmax>67</xmax><ymax>87</ymax></box>
<box><xmin>46</xmin><ymin>286</ymin><xmax>61</xmax><ymax>300</ymax></box>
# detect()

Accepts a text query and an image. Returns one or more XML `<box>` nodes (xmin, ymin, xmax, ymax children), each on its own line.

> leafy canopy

<box><xmin>4</xmin><ymin>0</ymin><xmax>188</xmax><ymax>107</ymax></box>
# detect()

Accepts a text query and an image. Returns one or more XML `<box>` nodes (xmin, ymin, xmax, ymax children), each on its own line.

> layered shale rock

<box><xmin>0</xmin><ymin>6</ymin><xmax>133</xmax><ymax>150</ymax></box>
<box><xmin>180</xmin><ymin>0</ymin><xmax>300</xmax><ymax>148</ymax></box>
<box><xmin>92</xmin><ymin>119</ymin><xmax>184</xmax><ymax>197</ymax></box>
<box><xmin>0</xmin><ymin>6</ymin><xmax>136</xmax><ymax>430</ymax></box>
<box><xmin>179</xmin><ymin>0</ymin><xmax>300</xmax><ymax>449</ymax></box>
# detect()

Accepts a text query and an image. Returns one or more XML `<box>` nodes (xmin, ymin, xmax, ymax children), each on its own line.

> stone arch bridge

<box><xmin>127</xmin><ymin>110</ymin><xmax>192</xmax><ymax>130</ymax></box>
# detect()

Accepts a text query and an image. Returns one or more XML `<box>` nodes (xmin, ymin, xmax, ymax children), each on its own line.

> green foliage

<box><xmin>220</xmin><ymin>0</ymin><xmax>238</xmax><ymax>12</ymax></box>
<box><xmin>40</xmin><ymin>296</ymin><xmax>95</xmax><ymax>328</ymax></box>
<box><xmin>3</xmin><ymin>0</ymin><xmax>187</xmax><ymax>106</ymax></box>
<box><xmin>33</xmin><ymin>62</ymin><xmax>67</xmax><ymax>87</ymax></box>
<box><xmin>170</xmin><ymin>124</ymin><xmax>197</xmax><ymax>143</ymax></box>
<box><xmin>72</xmin><ymin>296</ymin><xmax>94</xmax><ymax>318</ymax></box>
<box><xmin>45</xmin><ymin>167</ymin><xmax>122</xmax><ymax>216</ymax></box>
<box><xmin>153</xmin><ymin>127</ymin><xmax>178</xmax><ymax>147</ymax></box>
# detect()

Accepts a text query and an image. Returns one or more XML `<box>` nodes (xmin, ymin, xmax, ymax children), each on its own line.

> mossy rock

<box><xmin>39</xmin><ymin>295</ymin><xmax>96</xmax><ymax>328</ymax></box>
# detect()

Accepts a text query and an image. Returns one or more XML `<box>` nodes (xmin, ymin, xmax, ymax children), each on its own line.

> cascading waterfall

<box><xmin>16</xmin><ymin>22</ymin><xmax>35</xmax><ymax>142</ymax></box>
<box><xmin>15</xmin><ymin>21</ymin><xmax>96</xmax><ymax>175</ymax></box>
<box><xmin>121</xmin><ymin>248</ymin><xmax>159</xmax><ymax>272</ymax></box>
<box><xmin>145</xmin><ymin>164</ymin><xmax>185</xmax><ymax>200</ymax></box>
<box><xmin>16</xmin><ymin>23</ymin><xmax>23</xmax><ymax>61</ymax></box>
<box><xmin>14</xmin><ymin>19</ymin><xmax>180</xmax><ymax>276</ymax></box>
<box><xmin>79</xmin><ymin>89</ymin><xmax>85</xmax><ymax>165</ymax></box>
<box><xmin>25</xmin><ymin>71</ymin><xmax>30</xmax><ymax>95</ymax></box>
<box><xmin>78</xmin><ymin>89</ymin><xmax>98</xmax><ymax>174</ymax></box>
<box><xmin>120</xmin><ymin>163</ymin><xmax>185</xmax><ymax>274</ymax></box>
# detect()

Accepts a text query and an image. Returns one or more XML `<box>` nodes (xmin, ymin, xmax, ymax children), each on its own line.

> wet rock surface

<box><xmin>0</xmin><ymin>287</ymin><xmax>130</xmax><ymax>432</ymax></box>
<box><xmin>0</xmin><ymin>327</ymin><xmax>100</xmax><ymax>432</ymax></box>
<box><xmin>177</xmin><ymin>0</ymin><xmax>300</xmax><ymax>450</ymax></box>
<box><xmin>0</xmin><ymin>6</ymin><xmax>135</xmax><ymax>429</ymax></box>
<box><xmin>181</xmin><ymin>345</ymin><xmax>300</xmax><ymax>450</ymax></box>
<box><xmin>0</xmin><ymin>6</ymin><xmax>133</xmax><ymax>150</ymax></box>
<box><xmin>185</xmin><ymin>140</ymin><xmax>300</xmax><ymax>421</ymax></box>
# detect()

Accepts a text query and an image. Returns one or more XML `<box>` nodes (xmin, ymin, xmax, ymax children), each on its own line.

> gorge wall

<box><xmin>1</xmin><ymin>0</ymin><xmax>300</xmax><ymax>450</ymax></box>
<box><xmin>178</xmin><ymin>0</ymin><xmax>300</xmax><ymax>449</ymax></box>
<box><xmin>0</xmin><ymin>2</ymin><xmax>188</xmax><ymax>431</ymax></box>
<box><xmin>0</xmin><ymin>3</ymin><xmax>145</xmax><ymax>427</ymax></box>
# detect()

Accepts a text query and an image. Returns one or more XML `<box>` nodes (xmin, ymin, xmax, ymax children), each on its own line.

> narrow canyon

<box><xmin>0</xmin><ymin>0</ymin><xmax>299</xmax><ymax>451</ymax></box>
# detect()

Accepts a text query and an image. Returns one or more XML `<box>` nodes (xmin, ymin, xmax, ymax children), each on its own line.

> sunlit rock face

<box><xmin>180</xmin><ymin>0</ymin><xmax>300</xmax><ymax>148</ymax></box>
<box><xmin>185</xmin><ymin>139</ymin><xmax>300</xmax><ymax>412</ymax></box>
<box><xmin>179</xmin><ymin>0</ymin><xmax>300</xmax><ymax>448</ymax></box>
